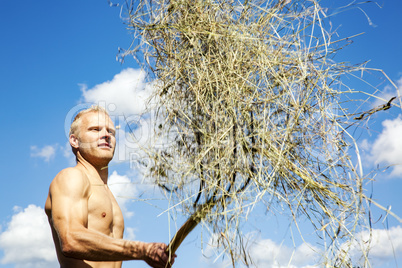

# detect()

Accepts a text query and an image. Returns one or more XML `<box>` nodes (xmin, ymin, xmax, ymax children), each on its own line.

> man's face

<box><xmin>73</xmin><ymin>111</ymin><xmax>116</xmax><ymax>165</ymax></box>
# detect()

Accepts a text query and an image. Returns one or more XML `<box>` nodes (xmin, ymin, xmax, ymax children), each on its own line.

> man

<box><xmin>45</xmin><ymin>106</ymin><xmax>175</xmax><ymax>268</ymax></box>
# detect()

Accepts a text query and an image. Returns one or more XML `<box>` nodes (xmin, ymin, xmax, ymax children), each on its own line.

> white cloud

<box><xmin>202</xmin><ymin>226</ymin><xmax>402</xmax><ymax>268</ymax></box>
<box><xmin>30</xmin><ymin>144</ymin><xmax>57</xmax><ymax>162</ymax></box>
<box><xmin>124</xmin><ymin>227</ymin><xmax>137</xmax><ymax>241</ymax></box>
<box><xmin>368</xmin><ymin>115</ymin><xmax>402</xmax><ymax>176</ymax></box>
<box><xmin>202</xmin><ymin>232</ymin><xmax>320</xmax><ymax>268</ymax></box>
<box><xmin>108</xmin><ymin>170</ymin><xmax>138</xmax><ymax>219</ymax></box>
<box><xmin>248</xmin><ymin>238</ymin><xmax>320</xmax><ymax>268</ymax></box>
<box><xmin>360</xmin><ymin>77</ymin><xmax>402</xmax><ymax>177</ymax></box>
<box><xmin>80</xmin><ymin>68</ymin><xmax>153</xmax><ymax>116</ymax></box>
<box><xmin>0</xmin><ymin>205</ymin><xmax>57</xmax><ymax>268</ymax></box>
<box><xmin>363</xmin><ymin>226</ymin><xmax>402</xmax><ymax>260</ymax></box>
<box><xmin>30</xmin><ymin>143</ymin><xmax>76</xmax><ymax>166</ymax></box>
<box><xmin>343</xmin><ymin>226</ymin><xmax>402</xmax><ymax>266</ymax></box>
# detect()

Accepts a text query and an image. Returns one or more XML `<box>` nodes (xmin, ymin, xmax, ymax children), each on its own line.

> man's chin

<box><xmin>81</xmin><ymin>152</ymin><xmax>114</xmax><ymax>167</ymax></box>
<box><xmin>97</xmin><ymin>153</ymin><xmax>114</xmax><ymax>162</ymax></box>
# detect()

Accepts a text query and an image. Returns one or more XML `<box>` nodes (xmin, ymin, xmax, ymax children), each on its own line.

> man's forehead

<box><xmin>81</xmin><ymin>111</ymin><xmax>114</xmax><ymax>126</ymax></box>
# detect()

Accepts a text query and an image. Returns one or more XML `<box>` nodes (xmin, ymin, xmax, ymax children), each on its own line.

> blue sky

<box><xmin>0</xmin><ymin>1</ymin><xmax>401</xmax><ymax>267</ymax></box>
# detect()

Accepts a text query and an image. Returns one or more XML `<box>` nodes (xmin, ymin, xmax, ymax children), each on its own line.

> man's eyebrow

<box><xmin>86</xmin><ymin>122</ymin><xmax>115</xmax><ymax>130</ymax></box>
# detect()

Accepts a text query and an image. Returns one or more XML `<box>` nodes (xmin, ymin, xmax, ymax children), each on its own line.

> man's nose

<box><xmin>100</xmin><ymin>128</ymin><xmax>111</xmax><ymax>140</ymax></box>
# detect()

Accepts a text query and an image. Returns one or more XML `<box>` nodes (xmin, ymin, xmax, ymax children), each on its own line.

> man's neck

<box><xmin>76</xmin><ymin>154</ymin><xmax>109</xmax><ymax>184</ymax></box>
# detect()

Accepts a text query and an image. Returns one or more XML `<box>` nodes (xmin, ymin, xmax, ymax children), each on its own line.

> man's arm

<box><xmin>49</xmin><ymin>168</ymin><xmax>172</xmax><ymax>267</ymax></box>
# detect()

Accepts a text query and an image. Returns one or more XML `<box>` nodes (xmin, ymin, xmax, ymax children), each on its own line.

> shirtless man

<box><xmin>45</xmin><ymin>106</ymin><xmax>175</xmax><ymax>268</ymax></box>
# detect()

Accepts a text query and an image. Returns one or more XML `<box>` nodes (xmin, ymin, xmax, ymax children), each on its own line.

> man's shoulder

<box><xmin>55</xmin><ymin>167</ymin><xmax>88</xmax><ymax>180</ymax></box>
<box><xmin>51</xmin><ymin>167</ymin><xmax>90</xmax><ymax>191</ymax></box>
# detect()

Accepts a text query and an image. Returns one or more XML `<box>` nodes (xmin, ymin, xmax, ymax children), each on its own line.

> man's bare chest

<box><xmin>87</xmin><ymin>185</ymin><xmax>124</xmax><ymax>236</ymax></box>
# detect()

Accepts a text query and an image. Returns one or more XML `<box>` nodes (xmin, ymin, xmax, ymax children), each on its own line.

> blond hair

<box><xmin>69</xmin><ymin>105</ymin><xmax>109</xmax><ymax>137</ymax></box>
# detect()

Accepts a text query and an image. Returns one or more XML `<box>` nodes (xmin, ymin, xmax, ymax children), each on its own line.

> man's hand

<box><xmin>143</xmin><ymin>243</ymin><xmax>176</xmax><ymax>268</ymax></box>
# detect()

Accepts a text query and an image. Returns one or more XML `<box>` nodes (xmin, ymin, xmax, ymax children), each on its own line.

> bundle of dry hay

<box><xmin>122</xmin><ymin>0</ymin><xmax>398</xmax><ymax>266</ymax></box>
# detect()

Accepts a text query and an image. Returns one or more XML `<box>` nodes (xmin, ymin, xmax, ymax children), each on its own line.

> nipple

<box><xmin>102</xmin><ymin>212</ymin><xmax>106</xmax><ymax>218</ymax></box>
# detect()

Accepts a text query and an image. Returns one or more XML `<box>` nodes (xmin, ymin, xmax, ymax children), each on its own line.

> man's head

<box><xmin>69</xmin><ymin>106</ymin><xmax>116</xmax><ymax>166</ymax></box>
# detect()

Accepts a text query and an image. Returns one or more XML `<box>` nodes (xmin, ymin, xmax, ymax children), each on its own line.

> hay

<box><xmin>122</xmin><ymin>0</ymin><xmax>398</xmax><ymax>266</ymax></box>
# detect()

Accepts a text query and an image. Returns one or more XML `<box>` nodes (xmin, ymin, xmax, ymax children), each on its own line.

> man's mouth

<box><xmin>98</xmin><ymin>143</ymin><xmax>111</xmax><ymax>148</ymax></box>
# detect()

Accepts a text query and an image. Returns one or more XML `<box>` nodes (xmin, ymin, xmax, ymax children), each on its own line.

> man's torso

<box><xmin>45</xmin><ymin>169</ymin><xmax>124</xmax><ymax>268</ymax></box>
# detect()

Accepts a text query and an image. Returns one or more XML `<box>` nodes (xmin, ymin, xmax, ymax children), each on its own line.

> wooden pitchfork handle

<box><xmin>166</xmin><ymin>214</ymin><xmax>200</xmax><ymax>256</ymax></box>
<box><xmin>166</xmin><ymin>197</ymin><xmax>218</xmax><ymax>257</ymax></box>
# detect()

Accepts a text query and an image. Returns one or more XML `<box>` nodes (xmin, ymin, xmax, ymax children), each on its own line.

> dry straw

<box><xmin>122</xmin><ymin>0</ymin><xmax>399</xmax><ymax>266</ymax></box>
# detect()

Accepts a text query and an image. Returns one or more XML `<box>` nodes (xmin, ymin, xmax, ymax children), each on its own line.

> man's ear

<box><xmin>69</xmin><ymin>134</ymin><xmax>79</xmax><ymax>149</ymax></box>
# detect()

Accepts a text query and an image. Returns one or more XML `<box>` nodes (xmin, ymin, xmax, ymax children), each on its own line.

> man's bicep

<box><xmin>50</xmin><ymin>169</ymin><xmax>90</xmax><ymax>231</ymax></box>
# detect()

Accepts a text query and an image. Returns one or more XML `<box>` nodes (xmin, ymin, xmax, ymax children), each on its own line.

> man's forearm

<box><xmin>60</xmin><ymin>227</ymin><xmax>146</xmax><ymax>261</ymax></box>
